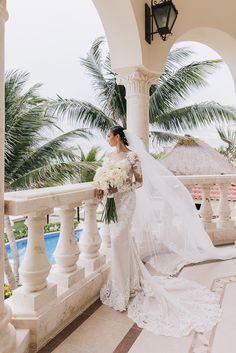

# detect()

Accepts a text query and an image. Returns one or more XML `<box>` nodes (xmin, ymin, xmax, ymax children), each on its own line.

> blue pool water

<box><xmin>5</xmin><ymin>229</ymin><xmax>81</xmax><ymax>264</ymax></box>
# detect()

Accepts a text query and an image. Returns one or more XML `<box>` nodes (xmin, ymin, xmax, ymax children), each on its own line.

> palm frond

<box><xmin>81</xmin><ymin>36</ymin><xmax>105</xmax><ymax>71</ymax></box>
<box><xmin>217</xmin><ymin>126</ymin><xmax>236</xmax><ymax>161</ymax></box>
<box><xmin>5</xmin><ymin>70</ymin><xmax>96</xmax><ymax>191</ymax></box>
<box><xmin>80</xmin><ymin>146</ymin><xmax>101</xmax><ymax>162</ymax></box>
<box><xmin>165</xmin><ymin>46</ymin><xmax>195</xmax><ymax>74</ymax></box>
<box><xmin>8</xmin><ymin>128</ymin><xmax>92</xmax><ymax>183</ymax></box>
<box><xmin>80</xmin><ymin>38</ymin><xmax>126</xmax><ymax>120</ymax></box>
<box><xmin>154</xmin><ymin>102</ymin><xmax>236</xmax><ymax>133</ymax></box>
<box><xmin>217</xmin><ymin>126</ymin><xmax>236</xmax><ymax>145</ymax></box>
<box><xmin>150</xmin><ymin>130</ymin><xmax>182</xmax><ymax>146</ymax></box>
<box><xmin>150</xmin><ymin>60</ymin><xmax>222</xmax><ymax>121</ymax></box>
<box><xmin>5</xmin><ymin>106</ymin><xmax>54</xmax><ymax>175</ymax></box>
<box><xmin>48</xmin><ymin>98</ymin><xmax>116</xmax><ymax>133</ymax></box>
<box><xmin>9</xmin><ymin>162</ymin><xmax>79</xmax><ymax>189</ymax></box>
<box><xmin>80</xmin><ymin>37</ymin><xmax>112</xmax><ymax>109</ymax></box>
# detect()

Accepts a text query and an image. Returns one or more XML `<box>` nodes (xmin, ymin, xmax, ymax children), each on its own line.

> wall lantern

<box><xmin>145</xmin><ymin>0</ymin><xmax>178</xmax><ymax>44</ymax></box>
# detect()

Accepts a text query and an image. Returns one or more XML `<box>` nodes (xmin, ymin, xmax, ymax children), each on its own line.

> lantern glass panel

<box><xmin>169</xmin><ymin>5</ymin><xmax>177</xmax><ymax>30</ymax></box>
<box><xmin>153</xmin><ymin>4</ymin><xmax>169</xmax><ymax>30</ymax></box>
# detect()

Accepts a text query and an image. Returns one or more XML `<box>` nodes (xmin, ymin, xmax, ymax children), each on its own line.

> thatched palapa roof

<box><xmin>160</xmin><ymin>135</ymin><xmax>236</xmax><ymax>175</ymax></box>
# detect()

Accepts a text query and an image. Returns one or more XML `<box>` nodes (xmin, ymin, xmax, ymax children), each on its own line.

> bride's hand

<box><xmin>94</xmin><ymin>188</ymin><xmax>104</xmax><ymax>200</ymax></box>
<box><xmin>108</xmin><ymin>186</ymin><xmax>118</xmax><ymax>194</ymax></box>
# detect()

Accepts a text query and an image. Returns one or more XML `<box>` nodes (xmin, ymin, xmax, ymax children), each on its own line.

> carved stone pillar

<box><xmin>118</xmin><ymin>67</ymin><xmax>159</xmax><ymax>149</ymax></box>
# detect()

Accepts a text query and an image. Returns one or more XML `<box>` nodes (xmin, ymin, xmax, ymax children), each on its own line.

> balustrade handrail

<box><xmin>4</xmin><ymin>174</ymin><xmax>236</xmax><ymax>216</ymax></box>
<box><xmin>177</xmin><ymin>174</ymin><xmax>236</xmax><ymax>185</ymax></box>
<box><xmin>4</xmin><ymin>182</ymin><xmax>95</xmax><ymax>216</ymax></box>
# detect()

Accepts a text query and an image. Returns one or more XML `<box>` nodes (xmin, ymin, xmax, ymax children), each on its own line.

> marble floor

<box><xmin>38</xmin><ymin>257</ymin><xmax>236</xmax><ymax>353</ymax></box>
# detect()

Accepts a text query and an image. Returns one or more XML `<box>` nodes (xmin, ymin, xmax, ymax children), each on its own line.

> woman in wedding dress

<box><xmin>95</xmin><ymin>125</ymin><xmax>236</xmax><ymax>337</ymax></box>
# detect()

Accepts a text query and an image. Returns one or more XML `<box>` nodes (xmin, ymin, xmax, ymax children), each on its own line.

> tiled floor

<box><xmin>39</xmin><ymin>257</ymin><xmax>236</xmax><ymax>353</ymax></box>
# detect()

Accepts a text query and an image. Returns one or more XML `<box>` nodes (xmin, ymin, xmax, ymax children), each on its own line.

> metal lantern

<box><xmin>145</xmin><ymin>0</ymin><xmax>178</xmax><ymax>43</ymax></box>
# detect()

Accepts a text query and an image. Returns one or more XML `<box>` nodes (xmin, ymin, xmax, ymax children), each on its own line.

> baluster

<box><xmin>12</xmin><ymin>210</ymin><xmax>56</xmax><ymax>312</ymax></box>
<box><xmin>218</xmin><ymin>183</ymin><xmax>235</xmax><ymax>229</ymax></box>
<box><xmin>79</xmin><ymin>199</ymin><xmax>105</xmax><ymax>274</ymax></box>
<box><xmin>200</xmin><ymin>184</ymin><xmax>216</xmax><ymax>232</ymax></box>
<box><xmin>48</xmin><ymin>205</ymin><xmax>84</xmax><ymax>288</ymax></box>
<box><xmin>100</xmin><ymin>223</ymin><xmax>111</xmax><ymax>258</ymax></box>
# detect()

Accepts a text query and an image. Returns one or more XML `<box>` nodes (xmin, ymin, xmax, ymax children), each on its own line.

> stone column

<box><xmin>48</xmin><ymin>205</ymin><xmax>84</xmax><ymax>288</ymax></box>
<box><xmin>0</xmin><ymin>2</ymin><xmax>16</xmax><ymax>352</ymax></box>
<box><xmin>118</xmin><ymin>67</ymin><xmax>159</xmax><ymax>149</ymax></box>
<box><xmin>78</xmin><ymin>199</ymin><xmax>105</xmax><ymax>274</ymax></box>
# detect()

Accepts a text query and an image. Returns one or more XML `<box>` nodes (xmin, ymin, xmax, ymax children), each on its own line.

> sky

<box><xmin>5</xmin><ymin>0</ymin><xmax>236</xmax><ymax>151</ymax></box>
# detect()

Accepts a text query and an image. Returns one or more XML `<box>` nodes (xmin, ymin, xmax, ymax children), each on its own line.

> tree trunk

<box><xmin>4</xmin><ymin>215</ymin><xmax>20</xmax><ymax>285</ymax></box>
<box><xmin>4</xmin><ymin>246</ymin><xmax>16</xmax><ymax>290</ymax></box>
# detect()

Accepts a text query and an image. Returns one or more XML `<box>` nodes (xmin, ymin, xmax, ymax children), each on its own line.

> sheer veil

<box><xmin>124</xmin><ymin>130</ymin><xmax>236</xmax><ymax>275</ymax></box>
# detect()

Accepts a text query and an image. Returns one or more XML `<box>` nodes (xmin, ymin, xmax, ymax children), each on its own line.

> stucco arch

<box><xmin>92</xmin><ymin>0</ymin><xmax>172</xmax><ymax>76</ymax></box>
<box><xmin>176</xmin><ymin>27</ymin><xmax>236</xmax><ymax>89</ymax></box>
<box><xmin>92</xmin><ymin>0</ymin><xmax>236</xmax><ymax>80</ymax></box>
<box><xmin>92</xmin><ymin>0</ymin><xmax>143</xmax><ymax>71</ymax></box>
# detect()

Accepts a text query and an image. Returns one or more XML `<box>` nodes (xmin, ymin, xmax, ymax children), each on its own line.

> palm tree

<box><xmin>217</xmin><ymin>125</ymin><xmax>236</xmax><ymax>162</ymax></box>
<box><xmin>4</xmin><ymin>70</ymin><xmax>93</xmax><ymax>288</ymax></box>
<box><xmin>77</xmin><ymin>146</ymin><xmax>102</xmax><ymax>183</ymax></box>
<box><xmin>48</xmin><ymin>36</ymin><xmax>236</xmax><ymax>147</ymax></box>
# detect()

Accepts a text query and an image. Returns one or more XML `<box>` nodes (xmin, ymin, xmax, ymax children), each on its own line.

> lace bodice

<box><xmin>104</xmin><ymin>151</ymin><xmax>143</xmax><ymax>192</ymax></box>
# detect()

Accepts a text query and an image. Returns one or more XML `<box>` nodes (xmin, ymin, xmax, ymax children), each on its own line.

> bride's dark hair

<box><xmin>110</xmin><ymin>125</ymin><xmax>129</xmax><ymax>146</ymax></box>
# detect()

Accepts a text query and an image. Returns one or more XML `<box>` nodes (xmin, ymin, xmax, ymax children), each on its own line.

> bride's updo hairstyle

<box><xmin>110</xmin><ymin>125</ymin><xmax>129</xmax><ymax>146</ymax></box>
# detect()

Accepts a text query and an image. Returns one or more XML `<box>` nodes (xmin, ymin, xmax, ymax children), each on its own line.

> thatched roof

<box><xmin>160</xmin><ymin>135</ymin><xmax>236</xmax><ymax>175</ymax></box>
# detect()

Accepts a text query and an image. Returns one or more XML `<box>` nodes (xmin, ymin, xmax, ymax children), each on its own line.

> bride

<box><xmin>95</xmin><ymin>125</ymin><xmax>236</xmax><ymax>337</ymax></box>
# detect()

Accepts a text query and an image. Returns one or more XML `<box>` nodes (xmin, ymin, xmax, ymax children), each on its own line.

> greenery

<box><xmin>77</xmin><ymin>146</ymin><xmax>102</xmax><ymax>182</ymax></box>
<box><xmin>4</xmin><ymin>220</ymin><xmax>81</xmax><ymax>243</ymax></box>
<box><xmin>217</xmin><ymin>126</ymin><xmax>236</xmax><ymax>163</ymax></box>
<box><xmin>177</xmin><ymin>135</ymin><xmax>198</xmax><ymax>146</ymax></box>
<box><xmin>48</xmin><ymin>37</ymin><xmax>236</xmax><ymax>149</ymax></box>
<box><xmin>4</xmin><ymin>284</ymin><xmax>12</xmax><ymax>299</ymax></box>
<box><xmin>12</xmin><ymin>222</ymin><xmax>27</xmax><ymax>241</ymax></box>
<box><xmin>150</xmin><ymin>151</ymin><xmax>167</xmax><ymax>160</ymax></box>
<box><xmin>5</xmin><ymin>70</ymin><xmax>94</xmax><ymax>191</ymax></box>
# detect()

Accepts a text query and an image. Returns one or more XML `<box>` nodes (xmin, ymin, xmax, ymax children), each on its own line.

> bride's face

<box><xmin>106</xmin><ymin>131</ymin><xmax>119</xmax><ymax>146</ymax></box>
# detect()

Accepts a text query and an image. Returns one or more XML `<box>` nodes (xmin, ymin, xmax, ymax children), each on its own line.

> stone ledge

<box><xmin>15</xmin><ymin>329</ymin><xmax>30</xmax><ymax>353</ymax></box>
<box><xmin>10</xmin><ymin>263</ymin><xmax>109</xmax><ymax>353</ymax></box>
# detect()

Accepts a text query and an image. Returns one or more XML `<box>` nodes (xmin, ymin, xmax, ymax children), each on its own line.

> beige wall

<box><xmin>92</xmin><ymin>0</ymin><xmax>236</xmax><ymax>84</ymax></box>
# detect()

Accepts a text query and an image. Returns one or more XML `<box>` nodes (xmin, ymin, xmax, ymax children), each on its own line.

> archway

<box><xmin>176</xmin><ymin>27</ymin><xmax>236</xmax><ymax>90</ymax></box>
<box><xmin>92</xmin><ymin>0</ymin><xmax>143</xmax><ymax>71</ymax></box>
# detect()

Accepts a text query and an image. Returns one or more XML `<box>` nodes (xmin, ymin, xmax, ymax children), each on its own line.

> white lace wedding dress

<box><xmin>100</xmin><ymin>151</ymin><xmax>222</xmax><ymax>337</ymax></box>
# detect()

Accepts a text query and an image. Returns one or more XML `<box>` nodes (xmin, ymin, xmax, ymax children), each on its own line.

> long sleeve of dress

<box><xmin>128</xmin><ymin>152</ymin><xmax>143</xmax><ymax>189</ymax></box>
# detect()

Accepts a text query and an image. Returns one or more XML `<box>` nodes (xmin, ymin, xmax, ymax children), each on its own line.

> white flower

<box><xmin>93</xmin><ymin>160</ymin><xmax>128</xmax><ymax>192</ymax></box>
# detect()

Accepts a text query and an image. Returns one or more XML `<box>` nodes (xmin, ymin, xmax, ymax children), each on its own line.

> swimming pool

<box><xmin>5</xmin><ymin>229</ymin><xmax>81</xmax><ymax>264</ymax></box>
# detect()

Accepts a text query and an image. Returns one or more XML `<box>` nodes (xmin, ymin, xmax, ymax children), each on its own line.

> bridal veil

<box><xmin>124</xmin><ymin>130</ymin><xmax>236</xmax><ymax>275</ymax></box>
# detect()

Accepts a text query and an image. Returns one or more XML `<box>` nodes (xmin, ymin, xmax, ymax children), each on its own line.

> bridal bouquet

<box><xmin>93</xmin><ymin>160</ymin><xmax>128</xmax><ymax>224</ymax></box>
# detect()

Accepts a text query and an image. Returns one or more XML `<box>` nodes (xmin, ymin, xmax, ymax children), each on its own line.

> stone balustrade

<box><xmin>4</xmin><ymin>182</ymin><xmax>108</xmax><ymax>352</ymax></box>
<box><xmin>2</xmin><ymin>175</ymin><xmax>236</xmax><ymax>352</ymax></box>
<box><xmin>178</xmin><ymin>174</ymin><xmax>236</xmax><ymax>245</ymax></box>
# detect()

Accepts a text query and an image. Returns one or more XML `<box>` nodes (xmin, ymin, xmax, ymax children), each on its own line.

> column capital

<box><xmin>117</xmin><ymin>67</ymin><xmax>159</xmax><ymax>96</ymax></box>
<box><xmin>0</xmin><ymin>1</ymin><xmax>8</xmax><ymax>22</ymax></box>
